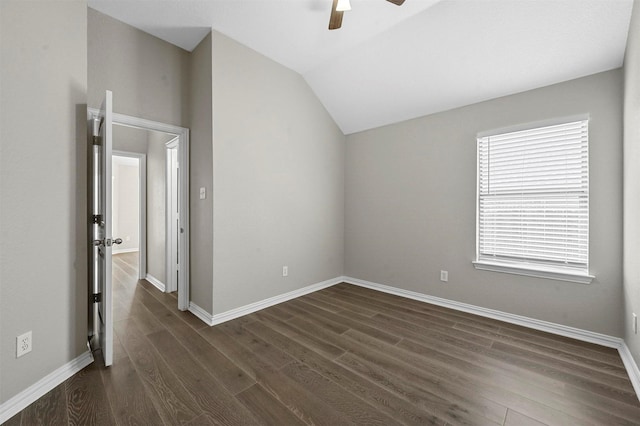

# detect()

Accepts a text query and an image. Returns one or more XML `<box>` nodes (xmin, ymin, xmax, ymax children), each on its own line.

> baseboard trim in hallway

<box><xmin>145</xmin><ymin>274</ymin><xmax>165</xmax><ymax>292</ymax></box>
<box><xmin>0</xmin><ymin>350</ymin><xmax>93</xmax><ymax>424</ymax></box>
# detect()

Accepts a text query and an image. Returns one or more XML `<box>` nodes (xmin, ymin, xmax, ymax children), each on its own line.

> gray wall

<box><xmin>623</xmin><ymin>0</ymin><xmax>640</xmax><ymax>366</ymax></box>
<box><xmin>188</xmin><ymin>33</ymin><xmax>214</xmax><ymax>312</ymax></box>
<box><xmin>0</xmin><ymin>0</ymin><xmax>88</xmax><ymax>404</ymax></box>
<box><xmin>146</xmin><ymin>132</ymin><xmax>168</xmax><ymax>284</ymax></box>
<box><xmin>88</xmin><ymin>8</ymin><xmax>189</xmax><ymax>127</ymax></box>
<box><xmin>113</xmin><ymin>125</ymin><xmax>149</xmax><ymax>153</ymax></box>
<box><xmin>345</xmin><ymin>69</ymin><xmax>624</xmax><ymax>337</ymax></box>
<box><xmin>210</xmin><ymin>31</ymin><xmax>345</xmax><ymax>315</ymax></box>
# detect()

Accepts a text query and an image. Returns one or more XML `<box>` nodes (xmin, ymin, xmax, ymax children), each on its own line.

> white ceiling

<box><xmin>88</xmin><ymin>0</ymin><xmax>634</xmax><ymax>134</ymax></box>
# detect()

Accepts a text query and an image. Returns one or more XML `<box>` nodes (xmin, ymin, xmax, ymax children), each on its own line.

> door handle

<box><xmin>93</xmin><ymin>238</ymin><xmax>122</xmax><ymax>247</ymax></box>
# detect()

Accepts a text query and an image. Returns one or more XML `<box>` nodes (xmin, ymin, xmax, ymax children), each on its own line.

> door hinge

<box><xmin>92</xmin><ymin>214</ymin><xmax>102</xmax><ymax>224</ymax></box>
<box><xmin>91</xmin><ymin>293</ymin><xmax>102</xmax><ymax>303</ymax></box>
<box><xmin>92</xmin><ymin>135</ymin><xmax>102</xmax><ymax>146</ymax></box>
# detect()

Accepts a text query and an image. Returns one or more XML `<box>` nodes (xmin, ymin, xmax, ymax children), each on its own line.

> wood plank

<box><xmin>112</xmin><ymin>254</ymin><xmax>137</xmax><ymax>278</ymax></box>
<box><xmin>326</xmin><ymin>287</ymin><xmax>459</xmax><ymax>329</ymax></box>
<box><xmin>285</xmin><ymin>313</ymin><xmax>587</xmax><ymax>426</ymax></box>
<box><xmin>360</xmin><ymin>308</ymin><xmax>628</xmax><ymax>418</ymax></box>
<box><xmin>65</xmin><ymin>359</ymin><xmax>116</xmax><ymax>426</ymax></box>
<box><xmin>218</xmin><ymin>319</ymin><xmax>295</xmax><ymax>370</ymax></box>
<box><xmin>336</xmin><ymin>331</ymin><xmax>509</xmax><ymax>425</ymax></box>
<box><xmin>287</xmin><ymin>310</ymin><xmax>562</xmax><ymax>397</ymax></box>
<box><xmin>279</xmin><ymin>302</ymin><xmax>349</xmax><ymax>335</ymax></box>
<box><xmin>454</xmin><ymin>321</ymin><xmax>629</xmax><ymax>374</ymax></box>
<box><xmin>100</xmin><ymin>356</ymin><xmax>164</xmax><ymax>425</ymax></box>
<box><xmin>289</xmin><ymin>298</ymin><xmax>401</xmax><ymax>345</ymax></box>
<box><xmin>503</xmin><ymin>409</ymin><xmax>546</xmax><ymax>426</ymax></box>
<box><xmin>296</xmin><ymin>293</ymin><xmax>344</xmax><ymax>313</ymax></box>
<box><xmin>149</xmin><ymin>308</ymin><xmax>256</xmax><ymax>395</ymax></box>
<box><xmin>491</xmin><ymin>340</ymin><xmax>634</xmax><ymax>391</ymax></box>
<box><xmin>307</xmin><ymin>290</ymin><xmax>381</xmax><ymax>317</ymax></box>
<box><xmin>236</xmin><ymin>384</ymin><xmax>307</xmax><ymax>426</ymax></box>
<box><xmin>244</xmin><ymin>318</ymin><xmax>449</xmax><ymax>425</ymax></box>
<box><xmin>114</xmin><ymin>319</ymin><xmax>201</xmax><ymax>424</ymax></box>
<box><xmin>129</xmin><ymin>302</ymin><xmax>167</xmax><ymax>335</ymax></box>
<box><xmin>324</xmin><ymin>284</ymin><xmax>483</xmax><ymax>326</ymax></box>
<box><xmin>336</xmin><ymin>352</ymin><xmax>502</xmax><ymax>426</ymax></box>
<box><xmin>198</xmin><ymin>325</ymin><xmax>348</xmax><ymax>426</ymax></box>
<box><xmin>19</xmin><ymin>385</ymin><xmax>68</xmax><ymax>426</ymax></box>
<box><xmin>481</xmin><ymin>340</ymin><xmax>638</xmax><ymax>404</ymax></box>
<box><xmin>2</xmin><ymin>412</ymin><xmax>22</xmax><ymax>426</ymax></box>
<box><xmin>252</xmin><ymin>310</ymin><xmax>345</xmax><ymax>359</ymax></box>
<box><xmin>261</xmin><ymin>304</ymin><xmax>295</xmax><ymax>320</ymax></box>
<box><xmin>367</xmin><ymin>310</ymin><xmax>493</xmax><ymax>347</ymax></box>
<box><xmin>397</xmin><ymin>337</ymin><xmax>637</xmax><ymax>425</ymax></box>
<box><xmin>131</xmin><ymin>284</ymin><xmax>168</xmax><ymax>313</ymax></box>
<box><xmin>282</xmin><ymin>361</ymin><xmax>403</xmax><ymax>425</ymax></box>
<box><xmin>146</xmin><ymin>329</ymin><xmax>261</xmax><ymax>425</ymax></box>
<box><xmin>562</xmin><ymin>385</ymin><xmax>640</xmax><ymax>423</ymax></box>
<box><xmin>329</xmin><ymin>284</ymin><xmax>622</xmax><ymax>358</ymax></box>
<box><xmin>111</xmin><ymin>331</ymin><xmax>129</xmax><ymax>362</ymax></box>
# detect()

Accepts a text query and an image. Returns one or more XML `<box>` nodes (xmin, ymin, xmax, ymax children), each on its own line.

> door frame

<box><xmin>89</xmin><ymin>108</ymin><xmax>190</xmax><ymax>311</ymax></box>
<box><xmin>112</xmin><ymin>151</ymin><xmax>147</xmax><ymax>280</ymax></box>
<box><xmin>165</xmin><ymin>138</ymin><xmax>179</xmax><ymax>293</ymax></box>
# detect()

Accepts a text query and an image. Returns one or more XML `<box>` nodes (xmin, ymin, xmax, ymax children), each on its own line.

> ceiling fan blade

<box><xmin>386</xmin><ymin>0</ymin><xmax>406</xmax><ymax>5</ymax></box>
<box><xmin>329</xmin><ymin>0</ymin><xmax>343</xmax><ymax>30</ymax></box>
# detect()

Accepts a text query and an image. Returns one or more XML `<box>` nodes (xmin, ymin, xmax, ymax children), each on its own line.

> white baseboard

<box><xmin>112</xmin><ymin>248</ymin><xmax>139</xmax><ymax>255</ymax></box>
<box><xmin>0</xmin><ymin>351</ymin><xmax>93</xmax><ymax>423</ymax></box>
<box><xmin>619</xmin><ymin>342</ymin><xmax>640</xmax><ymax>399</ymax></box>
<box><xmin>343</xmin><ymin>276</ymin><xmax>640</xmax><ymax>402</ymax></box>
<box><xmin>189</xmin><ymin>301</ymin><xmax>214</xmax><ymax>325</ymax></box>
<box><xmin>145</xmin><ymin>274</ymin><xmax>165</xmax><ymax>292</ymax></box>
<box><xmin>190</xmin><ymin>276</ymin><xmax>344</xmax><ymax>327</ymax></box>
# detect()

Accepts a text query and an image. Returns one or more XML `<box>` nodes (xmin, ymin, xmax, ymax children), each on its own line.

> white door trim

<box><xmin>165</xmin><ymin>138</ymin><xmax>179</xmax><ymax>293</ymax></box>
<box><xmin>89</xmin><ymin>108</ymin><xmax>190</xmax><ymax>311</ymax></box>
<box><xmin>112</xmin><ymin>150</ymin><xmax>146</xmax><ymax>280</ymax></box>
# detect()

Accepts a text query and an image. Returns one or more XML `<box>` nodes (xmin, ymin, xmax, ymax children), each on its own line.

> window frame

<box><xmin>473</xmin><ymin>115</ymin><xmax>594</xmax><ymax>284</ymax></box>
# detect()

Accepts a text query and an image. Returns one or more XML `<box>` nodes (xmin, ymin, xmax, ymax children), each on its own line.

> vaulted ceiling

<box><xmin>88</xmin><ymin>0</ymin><xmax>633</xmax><ymax>134</ymax></box>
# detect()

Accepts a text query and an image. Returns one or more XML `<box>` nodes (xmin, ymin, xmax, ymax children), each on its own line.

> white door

<box><xmin>92</xmin><ymin>90</ymin><xmax>119</xmax><ymax>366</ymax></box>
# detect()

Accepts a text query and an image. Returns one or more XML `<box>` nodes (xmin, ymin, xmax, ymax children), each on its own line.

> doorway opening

<box><xmin>112</xmin><ymin>151</ymin><xmax>146</xmax><ymax>281</ymax></box>
<box><xmin>91</xmin><ymin>108</ymin><xmax>190</xmax><ymax>311</ymax></box>
<box><xmin>111</xmin><ymin>131</ymin><xmax>181</xmax><ymax>299</ymax></box>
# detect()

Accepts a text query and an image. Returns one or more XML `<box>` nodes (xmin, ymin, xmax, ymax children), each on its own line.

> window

<box><xmin>474</xmin><ymin>118</ymin><xmax>593</xmax><ymax>284</ymax></box>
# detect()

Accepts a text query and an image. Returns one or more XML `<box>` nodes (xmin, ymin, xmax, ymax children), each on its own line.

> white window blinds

<box><xmin>477</xmin><ymin>119</ymin><xmax>589</xmax><ymax>275</ymax></box>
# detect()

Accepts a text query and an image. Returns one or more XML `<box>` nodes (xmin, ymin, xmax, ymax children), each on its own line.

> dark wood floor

<box><xmin>6</xmin><ymin>252</ymin><xmax>640</xmax><ymax>425</ymax></box>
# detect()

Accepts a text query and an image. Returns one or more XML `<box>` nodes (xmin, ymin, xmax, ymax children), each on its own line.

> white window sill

<box><xmin>472</xmin><ymin>261</ymin><xmax>594</xmax><ymax>284</ymax></box>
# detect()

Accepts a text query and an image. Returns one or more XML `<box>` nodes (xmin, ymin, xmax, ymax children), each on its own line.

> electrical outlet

<box><xmin>440</xmin><ymin>270</ymin><xmax>448</xmax><ymax>282</ymax></box>
<box><xmin>633</xmin><ymin>313</ymin><xmax>638</xmax><ymax>334</ymax></box>
<box><xmin>282</xmin><ymin>266</ymin><xmax>288</xmax><ymax>277</ymax></box>
<box><xmin>16</xmin><ymin>331</ymin><xmax>32</xmax><ymax>358</ymax></box>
